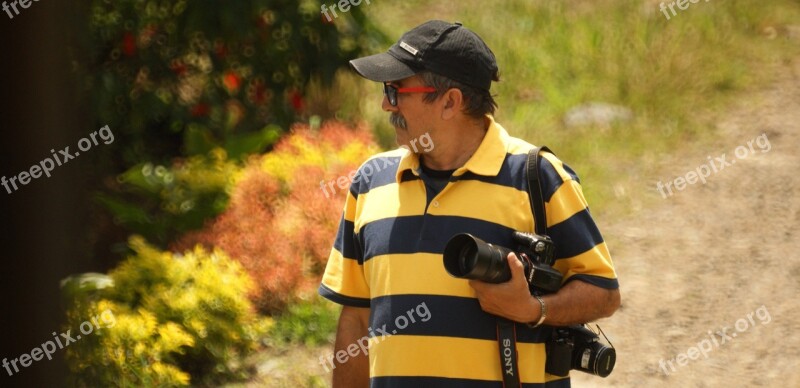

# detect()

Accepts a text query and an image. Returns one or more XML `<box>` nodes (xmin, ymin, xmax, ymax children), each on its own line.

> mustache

<box><xmin>390</xmin><ymin>112</ymin><xmax>407</xmax><ymax>130</ymax></box>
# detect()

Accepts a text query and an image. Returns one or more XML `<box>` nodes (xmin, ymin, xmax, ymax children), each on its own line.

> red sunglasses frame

<box><xmin>383</xmin><ymin>83</ymin><xmax>437</xmax><ymax>106</ymax></box>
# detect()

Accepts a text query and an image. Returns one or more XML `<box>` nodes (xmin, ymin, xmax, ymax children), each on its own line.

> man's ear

<box><xmin>440</xmin><ymin>88</ymin><xmax>463</xmax><ymax>120</ymax></box>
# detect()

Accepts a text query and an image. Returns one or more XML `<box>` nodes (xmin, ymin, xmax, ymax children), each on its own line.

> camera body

<box><xmin>442</xmin><ymin>231</ymin><xmax>616</xmax><ymax>378</ymax></box>
<box><xmin>546</xmin><ymin>325</ymin><xmax>616</xmax><ymax>377</ymax></box>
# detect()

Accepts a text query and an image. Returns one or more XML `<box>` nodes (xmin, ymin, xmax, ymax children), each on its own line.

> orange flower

<box><xmin>173</xmin><ymin>121</ymin><xmax>380</xmax><ymax>314</ymax></box>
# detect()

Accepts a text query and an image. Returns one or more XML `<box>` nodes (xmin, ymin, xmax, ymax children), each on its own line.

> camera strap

<box><xmin>496</xmin><ymin>318</ymin><xmax>521</xmax><ymax>387</ymax></box>
<box><xmin>526</xmin><ymin>146</ymin><xmax>552</xmax><ymax>236</ymax></box>
<box><xmin>494</xmin><ymin>146</ymin><xmax>554</xmax><ymax>387</ymax></box>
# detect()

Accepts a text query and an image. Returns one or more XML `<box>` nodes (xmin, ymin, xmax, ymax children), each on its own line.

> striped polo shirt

<box><xmin>319</xmin><ymin>115</ymin><xmax>618</xmax><ymax>387</ymax></box>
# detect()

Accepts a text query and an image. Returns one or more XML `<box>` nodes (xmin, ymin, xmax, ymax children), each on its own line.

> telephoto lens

<box><xmin>442</xmin><ymin>233</ymin><xmax>514</xmax><ymax>283</ymax></box>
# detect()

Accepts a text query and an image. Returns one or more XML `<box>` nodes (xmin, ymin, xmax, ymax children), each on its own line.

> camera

<box><xmin>442</xmin><ymin>231</ymin><xmax>563</xmax><ymax>294</ymax></box>
<box><xmin>442</xmin><ymin>231</ymin><xmax>616</xmax><ymax>378</ymax></box>
<box><xmin>545</xmin><ymin>325</ymin><xmax>616</xmax><ymax>377</ymax></box>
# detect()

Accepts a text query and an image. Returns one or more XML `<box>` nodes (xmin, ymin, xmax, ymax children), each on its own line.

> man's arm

<box><xmin>469</xmin><ymin>253</ymin><xmax>620</xmax><ymax>325</ymax></box>
<box><xmin>332</xmin><ymin>306</ymin><xmax>371</xmax><ymax>388</ymax></box>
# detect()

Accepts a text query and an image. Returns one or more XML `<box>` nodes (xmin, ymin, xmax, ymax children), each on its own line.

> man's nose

<box><xmin>382</xmin><ymin>94</ymin><xmax>397</xmax><ymax>112</ymax></box>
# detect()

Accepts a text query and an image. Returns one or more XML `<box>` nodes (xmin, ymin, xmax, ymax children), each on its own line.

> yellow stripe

<box><xmin>541</xmin><ymin>152</ymin><xmax>573</xmax><ymax>183</ymax></box>
<box><xmin>553</xmin><ymin>242</ymin><xmax>617</xmax><ymax>281</ymax></box>
<box><xmin>506</xmin><ymin>137</ymin><xmax>535</xmax><ymax>155</ymax></box>
<box><xmin>354</xmin><ymin>181</ymin><xmax>427</xmax><ymax>231</ymax></box>
<box><xmin>369</xmin><ymin>335</ymin><xmax>549</xmax><ymax>383</ymax></box>
<box><xmin>356</xmin><ymin>179</ymin><xmax>533</xmax><ymax>232</ymax></box>
<box><xmin>365</xmin><ymin>253</ymin><xmax>475</xmax><ymax>298</ymax></box>
<box><xmin>433</xmin><ymin>180</ymin><xmax>532</xmax><ymax>230</ymax></box>
<box><xmin>344</xmin><ymin>191</ymin><xmax>357</xmax><ymax>222</ymax></box>
<box><xmin>321</xmin><ymin>248</ymin><xmax>370</xmax><ymax>299</ymax></box>
<box><xmin>546</xmin><ymin>179</ymin><xmax>589</xmax><ymax>226</ymax></box>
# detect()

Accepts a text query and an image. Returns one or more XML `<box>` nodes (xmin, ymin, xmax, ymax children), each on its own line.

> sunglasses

<box><xmin>383</xmin><ymin>83</ymin><xmax>437</xmax><ymax>106</ymax></box>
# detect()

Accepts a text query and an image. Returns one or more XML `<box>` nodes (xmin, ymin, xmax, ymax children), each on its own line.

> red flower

<box><xmin>223</xmin><ymin>72</ymin><xmax>241</xmax><ymax>93</ymax></box>
<box><xmin>321</xmin><ymin>13</ymin><xmax>335</xmax><ymax>25</ymax></box>
<box><xmin>290</xmin><ymin>90</ymin><xmax>304</xmax><ymax>113</ymax></box>
<box><xmin>122</xmin><ymin>32</ymin><xmax>136</xmax><ymax>57</ymax></box>
<box><xmin>190</xmin><ymin>103</ymin><xmax>210</xmax><ymax>117</ymax></box>
<box><xmin>214</xmin><ymin>42</ymin><xmax>228</xmax><ymax>59</ymax></box>
<box><xmin>249</xmin><ymin>80</ymin><xmax>267</xmax><ymax>105</ymax></box>
<box><xmin>169</xmin><ymin>60</ymin><xmax>187</xmax><ymax>77</ymax></box>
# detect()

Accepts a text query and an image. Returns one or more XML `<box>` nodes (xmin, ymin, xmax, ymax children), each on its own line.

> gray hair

<box><xmin>419</xmin><ymin>71</ymin><xmax>499</xmax><ymax>119</ymax></box>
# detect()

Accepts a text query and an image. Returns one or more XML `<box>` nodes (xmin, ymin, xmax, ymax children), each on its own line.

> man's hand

<box><xmin>469</xmin><ymin>253</ymin><xmax>621</xmax><ymax>325</ymax></box>
<box><xmin>468</xmin><ymin>252</ymin><xmax>541</xmax><ymax>323</ymax></box>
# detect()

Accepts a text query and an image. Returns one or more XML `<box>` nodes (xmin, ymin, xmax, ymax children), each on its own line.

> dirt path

<box><xmin>573</xmin><ymin>58</ymin><xmax>800</xmax><ymax>387</ymax></box>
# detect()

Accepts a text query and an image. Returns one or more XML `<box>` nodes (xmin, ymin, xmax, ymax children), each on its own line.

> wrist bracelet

<box><xmin>529</xmin><ymin>295</ymin><xmax>547</xmax><ymax>328</ymax></box>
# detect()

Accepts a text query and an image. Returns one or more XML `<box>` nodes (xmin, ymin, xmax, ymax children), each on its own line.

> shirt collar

<box><xmin>395</xmin><ymin>115</ymin><xmax>509</xmax><ymax>182</ymax></box>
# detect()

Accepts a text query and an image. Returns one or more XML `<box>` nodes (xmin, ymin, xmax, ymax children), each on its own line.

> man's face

<box><xmin>382</xmin><ymin>75</ymin><xmax>437</xmax><ymax>151</ymax></box>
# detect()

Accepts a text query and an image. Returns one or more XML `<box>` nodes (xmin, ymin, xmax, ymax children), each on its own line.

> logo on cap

<box><xmin>399</xmin><ymin>41</ymin><xmax>419</xmax><ymax>56</ymax></box>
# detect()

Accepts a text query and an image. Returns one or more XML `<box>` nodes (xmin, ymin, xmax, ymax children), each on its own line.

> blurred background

<box><xmin>1</xmin><ymin>0</ymin><xmax>799</xmax><ymax>387</ymax></box>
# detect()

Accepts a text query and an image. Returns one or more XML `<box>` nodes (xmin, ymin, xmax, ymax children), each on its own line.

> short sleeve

<box><xmin>539</xmin><ymin>152</ymin><xmax>618</xmax><ymax>289</ymax></box>
<box><xmin>318</xmin><ymin>190</ymin><xmax>371</xmax><ymax>307</ymax></box>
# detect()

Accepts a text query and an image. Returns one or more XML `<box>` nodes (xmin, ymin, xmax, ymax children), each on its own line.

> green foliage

<box><xmin>268</xmin><ymin>299</ymin><xmax>340</xmax><ymax>347</ymax></box>
<box><xmin>97</xmin><ymin>148</ymin><xmax>241</xmax><ymax>246</ymax></box>
<box><xmin>84</xmin><ymin>0</ymin><xmax>387</xmax><ymax>167</ymax></box>
<box><xmin>62</xmin><ymin>236</ymin><xmax>271</xmax><ymax>387</ymax></box>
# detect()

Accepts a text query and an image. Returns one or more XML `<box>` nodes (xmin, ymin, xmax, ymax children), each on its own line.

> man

<box><xmin>319</xmin><ymin>20</ymin><xmax>620</xmax><ymax>387</ymax></box>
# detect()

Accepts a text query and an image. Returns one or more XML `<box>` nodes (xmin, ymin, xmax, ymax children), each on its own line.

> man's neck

<box><xmin>420</xmin><ymin>117</ymin><xmax>488</xmax><ymax>171</ymax></box>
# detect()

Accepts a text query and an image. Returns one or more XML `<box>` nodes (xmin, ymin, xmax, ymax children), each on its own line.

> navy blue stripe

<box><xmin>538</xmin><ymin>155</ymin><xmax>567</xmax><ymax>203</ymax></box>
<box><xmin>399</xmin><ymin>169</ymin><xmax>418</xmax><ymax>182</ymax></box>
<box><xmin>450</xmin><ymin>153</ymin><xmax>579</xmax><ymax>209</ymax></box>
<box><xmin>559</xmin><ymin>160</ymin><xmax>580</xmax><ymax>183</ymax></box>
<box><xmin>548</xmin><ymin>208</ymin><xmax>605</xmax><ymax>260</ymax></box>
<box><xmin>351</xmin><ymin>155</ymin><xmax>403</xmax><ymax>196</ymax></box>
<box><xmin>455</xmin><ymin>153</ymin><xmax>528</xmax><ymax>192</ymax></box>
<box><xmin>333</xmin><ymin>216</ymin><xmax>361</xmax><ymax>263</ymax></box>
<box><xmin>371</xmin><ymin>376</ymin><xmax>571</xmax><ymax>387</ymax></box>
<box><xmin>318</xmin><ymin>284</ymin><xmax>370</xmax><ymax>307</ymax></box>
<box><xmin>357</xmin><ymin>215</ymin><xmax>521</xmax><ymax>262</ymax></box>
<box><xmin>567</xmin><ymin>274</ymin><xmax>619</xmax><ymax>290</ymax></box>
<box><xmin>369</xmin><ymin>294</ymin><xmax>551</xmax><ymax>343</ymax></box>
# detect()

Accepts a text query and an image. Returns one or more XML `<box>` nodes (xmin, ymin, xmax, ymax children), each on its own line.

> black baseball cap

<box><xmin>349</xmin><ymin>20</ymin><xmax>498</xmax><ymax>92</ymax></box>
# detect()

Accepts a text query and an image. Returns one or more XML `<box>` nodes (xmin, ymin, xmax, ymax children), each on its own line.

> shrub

<box><xmin>84</xmin><ymin>0</ymin><xmax>388</xmax><ymax>167</ymax></box>
<box><xmin>268</xmin><ymin>299</ymin><xmax>341</xmax><ymax>347</ymax></box>
<box><xmin>175</xmin><ymin>121</ymin><xmax>380</xmax><ymax>313</ymax></box>
<box><xmin>96</xmin><ymin>148</ymin><xmax>242</xmax><ymax>246</ymax></box>
<box><xmin>62</xmin><ymin>236</ymin><xmax>271</xmax><ymax>387</ymax></box>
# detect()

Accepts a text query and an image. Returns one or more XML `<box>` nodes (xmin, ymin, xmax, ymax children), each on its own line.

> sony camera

<box><xmin>546</xmin><ymin>325</ymin><xmax>616</xmax><ymax>377</ymax></box>
<box><xmin>442</xmin><ymin>231</ymin><xmax>563</xmax><ymax>294</ymax></box>
<box><xmin>442</xmin><ymin>231</ymin><xmax>615</xmax><ymax>378</ymax></box>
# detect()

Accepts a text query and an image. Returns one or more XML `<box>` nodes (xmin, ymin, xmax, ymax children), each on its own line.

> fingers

<box><xmin>507</xmin><ymin>252</ymin><xmax>524</xmax><ymax>278</ymax></box>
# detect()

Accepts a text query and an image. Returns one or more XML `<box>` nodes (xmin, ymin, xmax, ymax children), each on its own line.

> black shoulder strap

<box><xmin>527</xmin><ymin>146</ymin><xmax>552</xmax><ymax>235</ymax></box>
<box><xmin>495</xmin><ymin>146</ymin><xmax>555</xmax><ymax>388</ymax></box>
